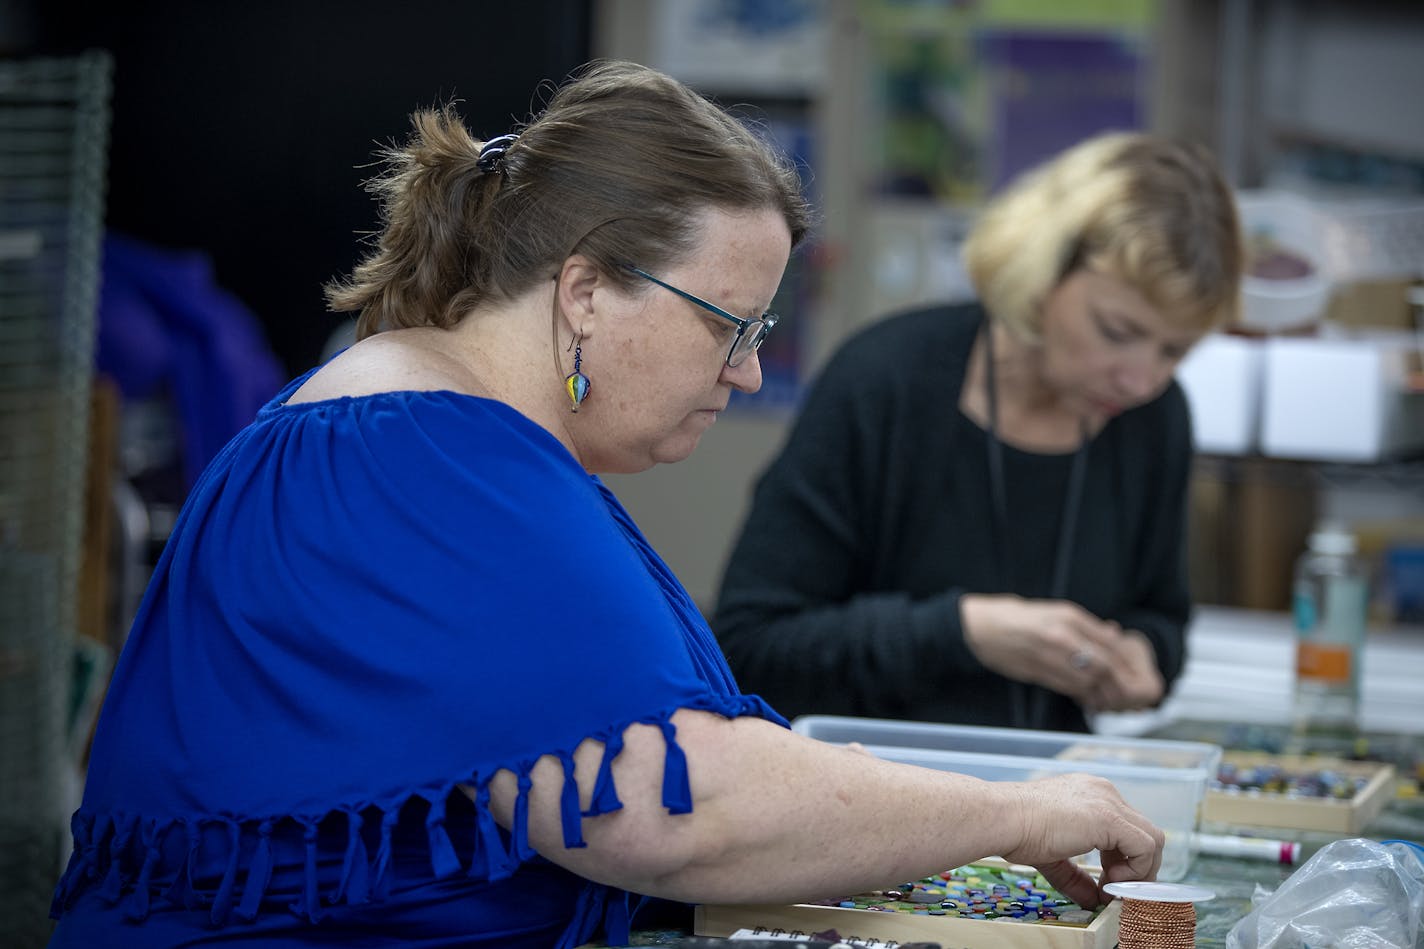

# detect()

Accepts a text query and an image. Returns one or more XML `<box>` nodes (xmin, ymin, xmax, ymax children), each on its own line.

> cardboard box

<box><xmin>1189</xmin><ymin>456</ymin><xmax>1317</xmax><ymax>611</ymax></box>
<box><xmin>1326</xmin><ymin>279</ymin><xmax>1414</xmax><ymax>332</ymax></box>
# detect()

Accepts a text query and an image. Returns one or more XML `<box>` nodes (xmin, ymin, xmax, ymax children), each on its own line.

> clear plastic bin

<box><xmin>791</xmin><ymin>715</ymin><xmax>1222</xmax><ymax>881</ymax></box>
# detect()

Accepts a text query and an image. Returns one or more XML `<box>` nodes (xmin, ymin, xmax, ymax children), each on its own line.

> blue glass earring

<box><xmin>564</xmin><ymin>338</ymin><xmax>590</xmax><ymax>413</ymax></box>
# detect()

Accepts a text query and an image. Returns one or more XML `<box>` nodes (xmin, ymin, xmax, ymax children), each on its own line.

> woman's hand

<box><xmin>1001</xmin><ymin>773</ymin><xmax>1165</xmax><ymax>910</ymax></box>
<box><xmin>959</xmin><ymin>595</ymin><xmax>1164</xmax><ymax>711</ymax></box>
<box><xmin>959</xmin><ymin>594</ymin><xmax>1123</xmax><ymax>704</ymax></box>
<box><xmin>1086</xmin><ymin>628</ymin><xmax>1164</xmax><ymax>712</ymax></box>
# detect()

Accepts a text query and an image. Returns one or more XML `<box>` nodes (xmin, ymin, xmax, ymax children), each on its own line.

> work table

<box><xmin>585</xmin><ymin>608</ymin><xmax>1424</xmax><ymax>947</ymax></box>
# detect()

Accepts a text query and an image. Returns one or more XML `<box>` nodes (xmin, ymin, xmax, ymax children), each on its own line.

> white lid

<box><xmin>1308</xmin><ymin>523</ymin><xmax>1358</xmax><ymax>556</ymax></box>
<box><xmin>1103</xmin><ymin>881</ymin><xmax>1215</xmax><ymax>903</ymax></box>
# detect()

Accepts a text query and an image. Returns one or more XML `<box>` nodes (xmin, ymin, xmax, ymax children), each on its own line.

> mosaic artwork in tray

<box><xmin>807</xmin><ymin>864</ymin><xmax>1103</xmax><ymax>925</ymax></box>
<box><xmin>695</xmin><ymin>860</ymin><xmax>1122</xmax><ymax>948</ymax></box>
<box><xmin>1200</xmin><ymin>751</ymin><xmax>1396</xmax><ymax>833</ymax></box>
<box><xmin>1211</xmin><ymin>760</ymin><xmax>1369</xmax><ymax>799</ymax></box>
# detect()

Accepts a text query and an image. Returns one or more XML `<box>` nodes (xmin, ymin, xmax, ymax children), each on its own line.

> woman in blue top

<box><xmin>50</xmin><ymin>61</ymin><xmax>1166</xmax><ymax>948</ymax></box>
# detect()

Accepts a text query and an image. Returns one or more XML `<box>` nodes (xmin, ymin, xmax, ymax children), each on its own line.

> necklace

<box><xmin>981</xmin><ymin>321</ymin><xmax>1090</xmax><ymax>728</ymax></box>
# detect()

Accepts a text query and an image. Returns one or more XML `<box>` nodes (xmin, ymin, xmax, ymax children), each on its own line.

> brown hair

<box><xmin>326</xmin><ymin>60</ymin><xmax>813</xmax><ymax>339</ymax></box>
<box><xmin>962</xmin><ymin>132</ymin><xmax>1243</xmax><ymax>339</ymax></box>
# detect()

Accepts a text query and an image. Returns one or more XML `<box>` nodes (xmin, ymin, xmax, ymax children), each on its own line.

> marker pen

<box><xmin>1194</xmin><ymin>832</ymin><xmax>1301</xmax><ymax>864</ymax></box>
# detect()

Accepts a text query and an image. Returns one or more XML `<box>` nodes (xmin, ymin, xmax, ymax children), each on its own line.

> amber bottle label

<box><xmin>1296</xmin><ymin>642</ymin><xmax>1352</xmax><ymax>684</ymax></box>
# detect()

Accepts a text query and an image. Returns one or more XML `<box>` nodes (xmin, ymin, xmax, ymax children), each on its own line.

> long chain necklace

<box><xmin>981</xmin><ymin>321</ymin><xmax>1090</xmax><ymax>728</ymax></box>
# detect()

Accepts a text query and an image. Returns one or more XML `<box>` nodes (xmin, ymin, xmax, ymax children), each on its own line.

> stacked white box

<box><xmin>1177</xmin><ymin>333</ymin><xmax>1265</xmax><ymax>455</ymax></box>
<box><xmin>1259</xmin><ymin>336</ymin><xmax>1424</xmax><ymax>462</ymax></box>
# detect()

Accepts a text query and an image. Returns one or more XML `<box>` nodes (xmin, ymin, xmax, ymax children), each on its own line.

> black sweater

<box><xmin>713</xmin><ymin>303</ymin><xmax>1192</xmax><ymax>732</ymax></box>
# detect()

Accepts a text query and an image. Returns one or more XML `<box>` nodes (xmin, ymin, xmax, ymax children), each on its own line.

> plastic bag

<box><xmin>1226</xmin><ymin>838</ymin><xmax>1424</xmax><ymax>948</ymax></box>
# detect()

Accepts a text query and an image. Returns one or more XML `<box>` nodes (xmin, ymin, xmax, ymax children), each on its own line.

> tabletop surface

<box><xmin>580</xmin><ymin>718</ymin><xmax>1424</xmax><ymax>948</ymax></box>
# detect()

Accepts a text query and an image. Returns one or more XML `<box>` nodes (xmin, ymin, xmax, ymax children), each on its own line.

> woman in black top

<box><xmin>714</xmin><ymin>132</ymin><xmax>1243</xmax><ymax>731</ymax></box>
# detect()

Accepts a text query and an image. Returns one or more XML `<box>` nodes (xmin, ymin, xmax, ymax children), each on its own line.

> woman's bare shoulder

<box><xmin>286</xmin><ymin>331</ymin><xmax>474</xmax><ymax>405</ymax></box>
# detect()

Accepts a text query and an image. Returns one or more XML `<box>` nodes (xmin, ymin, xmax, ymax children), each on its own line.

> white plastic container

<box><xmin>791</xmin><ymin>715</ymin><xmax>1222</xmax><ymax>882</ymax></box>
<box><xmin>1235</xmin><ymin>190</ymin><xmax>1333</xmax><ymax>333</ymax></box>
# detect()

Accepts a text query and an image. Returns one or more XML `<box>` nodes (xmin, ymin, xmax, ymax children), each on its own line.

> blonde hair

<box><xmin>962</xmin><ymin>132</ymin><xmax>1242</xmax><ymax>339</ymax></box>
<box><xmin>326</xmin><ymin>60</ymin><xmax>813</xmax><ymax>339</ymax></box>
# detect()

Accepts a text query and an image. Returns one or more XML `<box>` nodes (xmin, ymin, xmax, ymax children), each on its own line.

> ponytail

<box><xmin>326</xmin><ymin>62</ymin><xmax>813</xmax><ymax>339</ymax></box>
<box><xmin>324</xmin><ymin>105</ymin><xmax>508</xmax><ymax>339</ymax></box>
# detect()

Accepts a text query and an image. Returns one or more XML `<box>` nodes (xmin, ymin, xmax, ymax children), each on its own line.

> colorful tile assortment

<box><xmin>1211</xmin><ymin>762</ymin><xmax>1368</xmax><ymax>800</ymax></box>
<box><xmin>811</xmin><ymin>864</ymin><xmax>1100</xmax><ymax>926</ymax></box>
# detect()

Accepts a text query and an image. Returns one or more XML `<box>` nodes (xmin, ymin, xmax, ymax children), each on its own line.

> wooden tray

<box><xmin>695</xmin><ymin>862</ymin><xmax>1121</xmax><ymax>949</ymax></box>
<box><xmin>694</xmin><ymin>900</ymin><xmax>1120</xmax><ymax>948</ymax></box>
<box><xmin>1200</xmin><ymin>752</ymin><xmax>1396</xmax><ymax>834</ymax></box>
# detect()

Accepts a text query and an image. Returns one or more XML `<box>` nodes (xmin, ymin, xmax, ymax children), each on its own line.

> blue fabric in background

<box><xmin>96</xmin><ymin>233</ymin><xmax>286</xmax><ymax>486</ymax></box>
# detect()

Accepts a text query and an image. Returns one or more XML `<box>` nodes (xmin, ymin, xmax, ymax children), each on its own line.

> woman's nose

<box><xmin>723</xmin><ymin>351</ymin><xmax>763</xmax><ymax>394</ymax></box>
<box><xmin>1116</xmin><ymin>359</ymin><xmax>1170</xmax><ymax>402</ymax></box>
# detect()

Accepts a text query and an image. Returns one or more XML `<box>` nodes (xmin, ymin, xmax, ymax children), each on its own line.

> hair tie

<box><xmin>476</xmin><ymin>133</ymin><xmax>519</xmax><ymax>174</ymax></box>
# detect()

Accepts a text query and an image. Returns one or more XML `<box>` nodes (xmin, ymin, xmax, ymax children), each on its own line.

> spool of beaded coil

<box><xmin>1103</xmin><ymin>881</ymin><xmax>1215</xmax><ymax>948</ymax></box>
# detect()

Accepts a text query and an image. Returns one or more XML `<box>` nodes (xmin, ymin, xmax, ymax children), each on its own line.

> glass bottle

<box><xmin>1291</xmin><ymin>523</ymin><xmax>1369</xmax><ymax>749</ymax></box>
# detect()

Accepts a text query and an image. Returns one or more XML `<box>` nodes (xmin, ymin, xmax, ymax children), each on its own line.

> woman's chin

<box><xmin>650</xmin><ymin>432</ymin><xmax>706</xmax><ymax>467</ymax></box>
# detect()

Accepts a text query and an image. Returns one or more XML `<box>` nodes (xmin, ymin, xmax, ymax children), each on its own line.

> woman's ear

<box><xmin>554</xmin><ymin>254</ymin><xmax>603</xmax><ymax>338</ymax></box>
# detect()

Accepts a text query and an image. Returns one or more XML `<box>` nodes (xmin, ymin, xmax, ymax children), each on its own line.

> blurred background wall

<box><xmin>8</xmin><ymin>0</ymin><xmax>592</xmax><ymax>377</ymax></box>
<box><xmin>7</xmin><ymin>0</ymin><xmax>1423</xmax><ymax>635</ymax></box>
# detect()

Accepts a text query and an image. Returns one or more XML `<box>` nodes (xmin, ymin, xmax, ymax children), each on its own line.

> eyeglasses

<box><xmin>626</xmin><ymin>267</ymin><xmax>778</xmax><ymax>368</ymax></box>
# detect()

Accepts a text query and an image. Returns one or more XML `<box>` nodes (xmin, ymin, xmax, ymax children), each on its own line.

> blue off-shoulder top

<box><xmin>50</xmin><ymin>371</ymin><xmax>786</xmax><ymax>948</ymax></box>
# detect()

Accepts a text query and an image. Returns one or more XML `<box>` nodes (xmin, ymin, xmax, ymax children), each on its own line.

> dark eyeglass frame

<box><xmin>625</xmin><ymin>266</ymin><xmax>778</xmax><ymax>368</ymax></box>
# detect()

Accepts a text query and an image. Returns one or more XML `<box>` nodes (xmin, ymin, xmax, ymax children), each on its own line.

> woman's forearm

<box><xmin>491</xmin><ymin>711</ymin><xmax>1018</xmax><ymax>902</ymax></box>
<box><xmin>487</xmin><ymin>709</ymin><xmax>1160</xmax><ymax>909</ymax></box>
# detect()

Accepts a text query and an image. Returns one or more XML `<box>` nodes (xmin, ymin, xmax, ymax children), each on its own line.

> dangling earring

<box><xmin>564</xmin><ymin>335</ymin><xmax>590</xmax><ymax>413</ymax></box>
